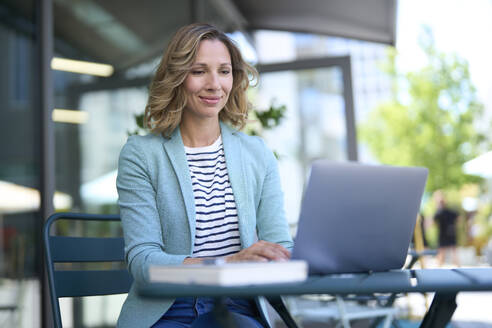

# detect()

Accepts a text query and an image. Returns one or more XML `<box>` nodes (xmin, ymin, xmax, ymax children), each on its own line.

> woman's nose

<box><xmin>206</xmin><ymin>72</ymin><xmax>220</xmax><ymax>90</ymax></box>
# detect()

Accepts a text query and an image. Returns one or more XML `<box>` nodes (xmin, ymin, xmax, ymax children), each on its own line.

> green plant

<box><xmin>128</xmin><ymin>113</ymin><xmax>145</xmax><ymax>136</ymax></box>
<box><xmin>251</xmin><ymin>101</ymin><xmax>287</xmax><ymax>132</ymax></box>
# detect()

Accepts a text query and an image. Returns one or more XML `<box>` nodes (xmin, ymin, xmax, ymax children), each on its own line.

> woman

<box><xmin>116</xmin><ymin>23</ymin><xmax>293</xmax><ymax>328</ymax></box>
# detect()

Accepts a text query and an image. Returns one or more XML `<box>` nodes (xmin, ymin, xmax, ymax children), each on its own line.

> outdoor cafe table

<box><xmin>137</xmin><ymin>267</ymin><xmax>492</xmax><ymax>328</ymax></box>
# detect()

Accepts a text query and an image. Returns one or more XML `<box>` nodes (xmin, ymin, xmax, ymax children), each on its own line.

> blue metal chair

<box><xmin>43</xmin><ymin>212</ymin><xmax>133</xmax><ymax>328</ymax></box>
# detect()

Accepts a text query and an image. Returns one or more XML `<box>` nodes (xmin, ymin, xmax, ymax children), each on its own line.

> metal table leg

<box><xmin>419</xmin><ymin>292</ymin><xmax>457</xmax><ymax>328</ymax></box>
<box><xmin>266</xmin><ymin>296</ymin><xmax>299</xmax><ymax>328</ymax></box>
<box><xmin>210</xmin><ymin>297</ymin><xmax>239</xmax><ymax>328</ymax></box>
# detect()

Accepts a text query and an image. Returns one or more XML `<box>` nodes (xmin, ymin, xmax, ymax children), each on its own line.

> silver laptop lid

<box><xmin>291</xmin><ymin>161</ymin><xmax>428</xmax><ymax>274</ymax></box>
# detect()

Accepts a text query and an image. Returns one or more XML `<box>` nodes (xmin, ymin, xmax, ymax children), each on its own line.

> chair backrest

<box><xmin>44</xmin><ymin>212</ymin><xmax>133</xmax><ymax>328</ymax></box>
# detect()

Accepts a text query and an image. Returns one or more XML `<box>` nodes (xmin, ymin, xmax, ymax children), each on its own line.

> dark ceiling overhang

<box><xmin>233</xmin><ymin>0</ymin><xmax>396</xmax><ymax>46</ymax></box>
<box><xmin>3</xmin><ymin>0</ymin><xmax>396</xmax><ymax>73</ymax></box>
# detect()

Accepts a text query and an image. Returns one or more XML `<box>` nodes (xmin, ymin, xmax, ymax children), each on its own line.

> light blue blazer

<box><xmin>116</xmin><ymin>122</ymin><xmax>293</xmax><ymax>328</ymax></box>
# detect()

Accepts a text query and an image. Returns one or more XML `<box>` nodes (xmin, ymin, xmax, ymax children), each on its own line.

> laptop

<box><xmin>291</xmin><ymin>160</ymin><xmax>428</xmax><ymax>274</ymax></box>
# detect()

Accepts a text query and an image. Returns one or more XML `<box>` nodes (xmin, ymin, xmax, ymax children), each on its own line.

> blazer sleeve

<box><xmin>255</xmin><ymin>140</ymin><xmax>294</xmax><ymax>251</ymax></box>
<box><xmin>117</xmin><ymin>137</ymin><xmax>187</xmax><ymax>283</ymax></box>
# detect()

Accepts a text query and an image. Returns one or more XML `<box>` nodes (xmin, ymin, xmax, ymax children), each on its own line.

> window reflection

<box><xmin>258</xmin><ymin>67</ymin><xmax>347</xmax><ymax>226</ymax></box>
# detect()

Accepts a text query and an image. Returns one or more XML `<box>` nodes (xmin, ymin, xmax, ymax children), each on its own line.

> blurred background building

<box><xmin>1</xmin><ymin>0</ymin><xmax>491</xmax><ymax>327</ymax></box>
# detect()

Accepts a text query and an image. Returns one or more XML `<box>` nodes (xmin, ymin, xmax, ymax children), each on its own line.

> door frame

<box><xmin>257</xmin><ymin>55</ymin><xmax>358</xmax><ymax>161</ymax></box>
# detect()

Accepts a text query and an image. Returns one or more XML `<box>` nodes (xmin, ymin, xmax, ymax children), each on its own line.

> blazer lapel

<box><xmin>220</xmin><ymin>122</ymin><xmax>251</xmax><ymax>245</ymax></box>
<box><xmin>162</xmin><ymin>128</ymin><xmax>196</xmax><ymax>249</ymax></box>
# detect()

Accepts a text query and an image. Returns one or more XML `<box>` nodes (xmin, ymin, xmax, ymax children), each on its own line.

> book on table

<box><xmin>149</xmin><ymin>260</ymin><xmax>308</xmax><ymax>286</ymax></box>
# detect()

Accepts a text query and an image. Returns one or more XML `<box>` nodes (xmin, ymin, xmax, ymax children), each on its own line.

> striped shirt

<box><xmin>184</xmin><ymin>136</ymin><xmax>241</xmax><ymax>258</ymax></box>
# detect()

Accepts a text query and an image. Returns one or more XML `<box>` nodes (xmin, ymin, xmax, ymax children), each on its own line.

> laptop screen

<box><xmin>291</xmin><ymin>161</ymin><xmax>428</xmax><ymax>274</ymax></box>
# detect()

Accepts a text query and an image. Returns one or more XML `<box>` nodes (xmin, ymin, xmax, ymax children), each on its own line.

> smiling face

<box><xmin>182</xmin><ymin>39</ymin><xmax>233</xmax><ymax>124</ymax></box>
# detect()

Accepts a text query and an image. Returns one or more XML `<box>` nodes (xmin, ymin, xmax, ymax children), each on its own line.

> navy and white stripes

<box><xmin>184</xmin><ymin>136</ymin><xmax>241</xmax><ymax>258</ymax></box>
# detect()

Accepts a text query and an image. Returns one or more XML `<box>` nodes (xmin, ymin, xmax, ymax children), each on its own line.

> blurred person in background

<box><xmin>433</xmin><ymin>191</ymin><xmax>460</xmax><ymax>266</ymax></box>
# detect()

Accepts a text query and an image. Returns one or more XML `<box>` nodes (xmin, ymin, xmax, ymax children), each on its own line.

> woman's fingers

<box><xmin>226</xmin><ymin>241</ymin><xmax>290</xmax><ymax>262</ymax></box>
<box><xmin>274</xmin><ymin>243</ymin><xmax>291</xmax><ymax>258</ymax></box>
<box><xmin>255</xmin><ymin>241</ymin><xmax>290</xmax><ymax>260</ymax></box>
<box><xmin>226</xmin><ymin>251</ymin><xmax>267</xmax><ymax>262</ymax></box>
<box><xmin>248</xmin><ymin>254</ymin><xmax>269</xmax><ymax>262</ymax></box>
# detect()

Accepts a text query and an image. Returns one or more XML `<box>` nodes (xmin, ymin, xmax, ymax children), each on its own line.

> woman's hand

<box><xmin>225</xmin><ymin>240</ymin><xmax>290</xmax><ymax>263</ymax></box>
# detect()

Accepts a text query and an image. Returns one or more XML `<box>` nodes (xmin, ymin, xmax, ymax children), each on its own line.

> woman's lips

<box><xmin>199</xmin><ymin>96</ymin><xmax>221</xmax><ymax>105</ymax></box>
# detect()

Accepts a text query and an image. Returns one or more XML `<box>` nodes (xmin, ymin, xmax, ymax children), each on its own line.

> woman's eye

<box><xmin>221</xmin><ymin>70</ymin><xmax>231</xmax><ymax>75</ymax></box>
<box><xmin>191</xmin><ymin>70</ymin><xmax>205</xmax><ymax>75</ymax></box>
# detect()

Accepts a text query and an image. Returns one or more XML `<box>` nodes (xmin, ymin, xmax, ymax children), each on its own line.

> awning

<box><xmin>2</xmin><ymin>0</ymin><xmax>396</xmax><ymax>72</ymax></box>
<box><xmin>80</xmin><ymin>170</ymin><xmax>118</xmax><ymax>205</ymax></box>
<box><xmin>0</xmin><ymin>181</ymin><xmax>72</xmax><ymax>214</ymax></box>
<box><xmin>463</xmin><ymin>151</ymin><xmax>492</xmax><ymax>179</ymax></box>
<box><xmin>233</xmin><ymin>0</ymin><xmax>396</xmax><ymax>45</ymax></box>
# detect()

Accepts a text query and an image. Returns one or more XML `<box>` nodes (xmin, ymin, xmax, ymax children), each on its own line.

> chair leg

<box><xmin>340</xmin><ymin>318</ymin><xmax>351</xmax><ymax>328</ymax></box>
<box><xmin>265</xmin><ymin>296</ymin><xmax>300</xmax><ymax>328</ymax></box>
<box><xmin>335</xmin><ymin>297</ymin><xmax>351</xmax><ymax>328</ymax></box>
<box><xmin>381</xmin><ymin>314</ymin><xmax>393</xmax><ymax>328</ymax></box>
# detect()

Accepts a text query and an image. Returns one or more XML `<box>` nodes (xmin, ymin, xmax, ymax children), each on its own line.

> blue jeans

<box><xmin>151</xmin><ymin>297</ymin><xmax>265</xmax><ymax>328</ymax></box>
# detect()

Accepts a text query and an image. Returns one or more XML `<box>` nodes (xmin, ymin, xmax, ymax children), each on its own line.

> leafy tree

<box><xmin>359</xmin><ymin>27</ymin><xmax>490</xmax><ymax>193</ymax></box>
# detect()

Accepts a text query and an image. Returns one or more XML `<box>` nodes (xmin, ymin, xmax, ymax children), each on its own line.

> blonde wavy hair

<box><xmin>144</xmin><ymin>23</ymin><xmax>258</xmax><ymax>137</ymax></box>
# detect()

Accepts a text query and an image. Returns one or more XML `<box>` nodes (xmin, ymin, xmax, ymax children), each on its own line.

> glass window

<box><xmin>257</xmin><ymin>67</ymin><xmax>347</xmax><ymax>226</ymax></box>
<box><xmin>0</xmin><ymin>1</ymin><xmax>41</xmax><ymax>327</ymax></box>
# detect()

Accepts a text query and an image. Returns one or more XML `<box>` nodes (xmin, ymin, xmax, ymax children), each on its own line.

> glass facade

<box><xmin>254</xmin><ymin>30</ymin><xmax>391</xmax><ymax>226</ymax></box>
<box><xmin>49</xmin><ymin>10</ymin><xmax>150</xmax><ymax>328</ymax></box>
<box><xmin>0</xmin><ymin>1</ymin><xmax>42</xmax><ymax>327</ymax></box>
<box><xmin>257</xmin><ymin>68</ymin><xmax>347</xmax><ymax>225</ymax></box>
